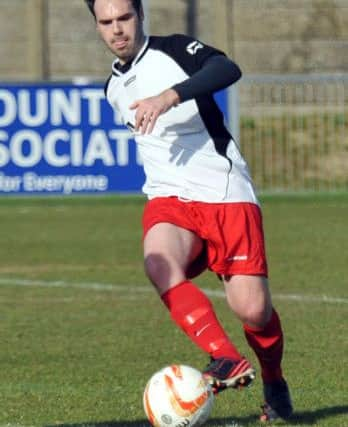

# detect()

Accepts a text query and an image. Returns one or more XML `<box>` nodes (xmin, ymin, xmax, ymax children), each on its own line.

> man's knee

<box><xmin>224</xmin><ymin>275</ymin><xmax>273</xmax><ymax>328</ymax></box>
<box><xmin>144</xmin><ymin>253</ymin><xmax>186</xmax><ymax>292</ymax></box>
<box><xmin>241</xmin><ymin>302</ymin><xmax>273</xmax><ymax>328</ymax></box>
<box><xmin>144</xmin><ymin>253</ymin><xmax>170</xmax><ymax>283</ymax></box>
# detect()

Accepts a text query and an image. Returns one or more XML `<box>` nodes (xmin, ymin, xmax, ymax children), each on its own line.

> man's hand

<box><xmin>129</xmin><ymin>88</ymin><xmax>180</xmax><ymax>134</ymax></box>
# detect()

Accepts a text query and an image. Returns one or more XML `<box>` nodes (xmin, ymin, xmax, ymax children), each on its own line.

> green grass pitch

<box><xmin>0</xmin><ymin>193</ymin><xmax>347</xmax><ymax>427</ymax></box>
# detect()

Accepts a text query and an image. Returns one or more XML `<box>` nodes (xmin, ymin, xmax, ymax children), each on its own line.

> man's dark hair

<box><xmin>84</xmin><ymin>0</ymin><xmax>143</xmax><ymax>19</ymax></box>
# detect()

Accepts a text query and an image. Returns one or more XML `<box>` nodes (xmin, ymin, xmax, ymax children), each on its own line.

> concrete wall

<box><xmin>0</xmin><ymin>0</ymin><xmax>31</xmax><ymax>80</ymax></box>
<box><xmin>0</xmin><ymin>0</ymin><xmax>347</xmax><ymax>81</ymax></box>
<box><xmin>230</xmin><ymin>0</ymin><xmax>348</xmax><ymax>73</ymax></box>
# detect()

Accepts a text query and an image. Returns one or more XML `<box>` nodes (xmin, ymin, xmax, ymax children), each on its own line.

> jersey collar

<box><xmin>112</xmin><ymin>36</ymin><xmax>150</xmax><ymax>76</ymax></box>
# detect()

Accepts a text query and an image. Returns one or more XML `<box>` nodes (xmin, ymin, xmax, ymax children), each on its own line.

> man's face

<box><xmin>94</xmin><ymin>0</ymin><xmax>144</xmax><ymax>64</ymax></box>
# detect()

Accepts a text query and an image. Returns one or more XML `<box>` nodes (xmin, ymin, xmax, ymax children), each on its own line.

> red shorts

<box><xmin>142</xmin><ymin>197</ymin><xmax>268</xmax><ymax>277</ymax></box>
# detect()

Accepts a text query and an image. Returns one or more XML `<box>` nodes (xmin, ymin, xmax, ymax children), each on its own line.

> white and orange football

<box><xmin>143</xmin><ymin>364</ymin><xmax>214</xmax><ymax>427</ymax></box>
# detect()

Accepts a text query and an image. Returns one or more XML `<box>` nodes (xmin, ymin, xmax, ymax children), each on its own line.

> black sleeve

<box><xmin>150</xmin><ymin>34</ymin><xmax>242</xmax><ymax>103</ymax></box>
<box><xmin>172</xmin><ymin>55</ymin><xmax>242</xmax><ymax>103</ymax></box>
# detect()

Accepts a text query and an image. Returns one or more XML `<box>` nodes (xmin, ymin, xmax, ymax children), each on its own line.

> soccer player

<box><xmin>84</xmin><ymin>0</ymin><xmax>293</xmax><ymax>422</ymax></box>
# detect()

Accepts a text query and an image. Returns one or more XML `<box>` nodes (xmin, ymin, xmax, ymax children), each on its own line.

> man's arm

<box><xmin>172</xmin><ymin>55</ymin><xmax>241</xmax><ymax>103</ymax></box>
<box><xmin>130</xmin><ymin>54</ymin><xmax>241</xmax><ymax>134</ymax></box>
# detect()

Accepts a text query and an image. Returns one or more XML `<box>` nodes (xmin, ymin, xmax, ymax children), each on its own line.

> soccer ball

<box><xmin>143</xmin><ymin>364</ymin><xmax>214</xmax><ymax>427</ymax></box>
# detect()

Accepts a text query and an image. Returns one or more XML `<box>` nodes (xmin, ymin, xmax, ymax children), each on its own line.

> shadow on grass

<box><xmin>284</xmin><ymin>405</ymin><xmax>348</xmax><ymax>425</ymax></box>
<box><xmin>46</xmin><ymin>405</ymin><xmax>348</xmax><ymax>426</ymax></box>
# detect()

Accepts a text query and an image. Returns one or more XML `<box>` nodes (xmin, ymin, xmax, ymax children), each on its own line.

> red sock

<box><xmin>161</xmin><ymin>281</ymin><xmax>241</xmax><ymax>361</ymax></box>
<box><xmin>243</xmin><ymin>308</ymin><xmax>284</xmax><ymax>383</ymax></box>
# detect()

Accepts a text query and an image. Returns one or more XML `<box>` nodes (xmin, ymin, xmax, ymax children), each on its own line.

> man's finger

<box><xmin>140</xmin><ymin>112</ymin><xmax>153</xmax><ymax>134</ymax></box>
<box><xmin>129</xmin><ymin>101</ymin><xmax>139</xmax><ymax>110</ymax></box>
<box><xmin>135</xmin><ymin>110</ymin><xmax>145</xmax><ymax>131</ymax></box>
<box><xmin>146</xmin><ymin>112</ymin><xmax>159</xmax><ymax>134</ymax></box>
<box><xmin>134</xmin><ymin>115</ymin><xmax>140</xmax><ymax>131</ymax></box>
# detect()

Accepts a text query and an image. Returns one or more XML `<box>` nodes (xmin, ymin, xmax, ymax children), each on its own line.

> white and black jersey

<box><xmin>105</xmin><ymin>34</ymin><xmax>258</xmax><ymax>204</ymax></box>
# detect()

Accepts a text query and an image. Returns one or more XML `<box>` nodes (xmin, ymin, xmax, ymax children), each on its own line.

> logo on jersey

<box><xmin>124</xmin><ymin>75</ymin><xmax>136</xmax><ymax>87</ymax></box>
<box><xmin>186</xmin><ymin>41</ymin><xmax>204</xmax><ymax>55</ymax></box>
<box><xmin>227</xmin><ymin>255</ymin><xmax>248</xmax><ymax>261</ymax></box>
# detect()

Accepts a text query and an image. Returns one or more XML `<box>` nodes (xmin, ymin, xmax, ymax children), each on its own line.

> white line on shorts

<box><xmin>0</xmin><ymin>277</ymin><xmax>347</xmax><ymax>304</ymax></box>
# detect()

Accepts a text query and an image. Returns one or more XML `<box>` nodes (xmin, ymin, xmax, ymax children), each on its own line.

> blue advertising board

<box><xmin>0</xmin><ymin>83</ymin><xmax>228</xmax><ymax>195</ymax></box>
